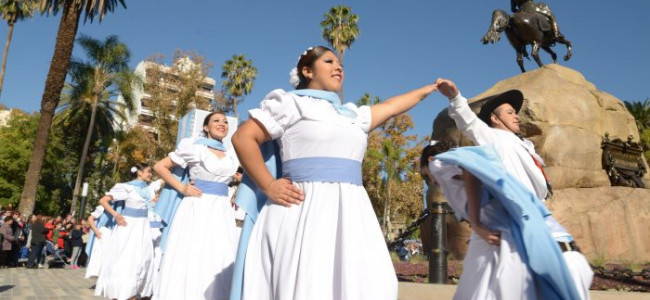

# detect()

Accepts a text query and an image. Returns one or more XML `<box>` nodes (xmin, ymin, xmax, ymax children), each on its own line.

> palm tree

<box><xmin>18</xmin><ymin>0</ymin><xmax>126</xmax><ymax>216</ymax></box>
<box><xmin>320</xmin><ymin>5</ymin><xmax>360</xmax><ymax>64</ymax></box>
<box><xmin>221</xmin><ymin>54</ymin><xmax>257</xmax><ymax>116</ymax></box>
<box><xmin>380</xmin><ymin>138</ymin><xmax>409</xmax><ymax>238</ymax></box>
<box><xmin>0</xmin><ymin>0</ymin><xmax>39</xmax><ymax>98</ymax></box>
<box><xmin>624</xmin><ymin>98</ymin><xmax>650</xmax><ymax>131</ymax></box>
<box><xmin>58</xmin><ymin>34</ymin><xmax>138</xmax><ymax>217</ymax></box>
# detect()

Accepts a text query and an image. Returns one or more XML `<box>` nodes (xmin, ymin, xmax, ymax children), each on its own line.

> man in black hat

<box><xmin>433</xmin><ymin>78</ymin><xmax>594</xmax><ymax>299</ymax></box>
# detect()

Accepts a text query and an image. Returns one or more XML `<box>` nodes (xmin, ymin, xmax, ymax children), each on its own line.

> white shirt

<box><xmin>448</xmin><ymin>93</ymin><xmax>572</xmax><ymax>241</ymax></box>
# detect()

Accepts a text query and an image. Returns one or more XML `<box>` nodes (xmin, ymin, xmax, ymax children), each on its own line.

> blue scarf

<box><xmin>290</xmin><ymin>89</ymin><xmax>357</xmax><ymax>118</ymax></box>
<box><xmin>128</xmin><ymin>180</ymin><xmax>152</xmax><ymax>201</ymax></box>
<box><xmin>194</xmin><ymin>137</ymin><xmax>225</xmax><ymax>151</ymax></box>
<box><xmin>435</xmin><ymin>146</ymin><xmax>581</xmax><ymax>300</ymax></box>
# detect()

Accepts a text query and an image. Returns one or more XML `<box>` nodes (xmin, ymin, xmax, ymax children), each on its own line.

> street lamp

<box><xmin>79</xmin><ymin>182</ymin><xmax>89</xmax><ymax>221</ymax></box>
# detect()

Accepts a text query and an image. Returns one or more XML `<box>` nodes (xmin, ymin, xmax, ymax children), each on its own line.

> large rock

<box><xmin>429</xmin><ymin>64</ymin><xmax>650</xmax><ymax>263</ymax></box>
<box><xmin>431</xmin><ymin>64</ymin><xmax>650</xmax><ymax>188</ymax></box>
<box><xmin>548</xmin><ymin>187</ymin><xmax>650</xmax><ymax>262</ymax></box>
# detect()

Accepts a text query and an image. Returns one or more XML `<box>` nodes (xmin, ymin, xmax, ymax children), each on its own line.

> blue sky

<box><xmin>1</xmin><ymin>0</ymin><xmax>648</xmax><ymax>140</ymax></box>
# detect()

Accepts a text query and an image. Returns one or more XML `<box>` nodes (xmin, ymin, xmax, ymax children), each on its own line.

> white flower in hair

<box><xmin>130</xmin><ymin>166</ymin><xmax>138</xmax><ymax>173</ymax></box>
<box><xmin>429</xmin><ymin>140</ymin><xmax>439</xmax><ymax>146</ymax></box>
<box><xmin>289</xmin><ymin>67</ymin><xmax>300</xmax><ymax>88</ymax></box>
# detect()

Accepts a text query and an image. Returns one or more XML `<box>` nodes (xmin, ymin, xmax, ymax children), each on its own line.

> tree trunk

<box><xmin>0</xmin><ymin>23</ymin><xmax>15</xmax><ymax>98</ymax></box>
<box><xmin>17</xmin><ymin>3</ymin><xmax>81</xmax><ymax>216</ymax></box>
<box><xmin>70</xmin><ymin>93</ymin><xmax>100</xmax><ymax>217</ymax></box>
<box><xmin>383</xmin><ymin>179</ymin><xmax>391</xmax><ymax>238</ymax></box>
<box><xmin>233</xmin><ymin>95</ymin><xmax>237</xmax><ymax>117</ymax></box>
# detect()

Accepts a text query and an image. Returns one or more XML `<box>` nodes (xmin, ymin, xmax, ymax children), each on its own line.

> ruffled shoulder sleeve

<box><xmin>90</xmin><ymin>206</ymin><xmax>104</xmax><ymax>219</ymax></box>
<box><xmin>106</xmin><ymin>183</ymin><xmax>134</xmax><ymax>201</ymax></box>
<box><xmin>248</xmin><ymin>89</ymin><xmax>301</xmax><ymax>140</ymax></box>
<box><xmin>169</xmin><ymin>137</ymin><xmax>199</xmax><ymax>168</ymax></box>
<box><xmin>342</xmin><ymin>102</ymin><xmax>372</xmax><ymax>133</ymax></box>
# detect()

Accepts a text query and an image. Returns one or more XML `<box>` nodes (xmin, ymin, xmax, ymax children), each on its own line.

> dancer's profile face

<box><xmin>490</xmin><ymin>103</ymin><xmax>520</xmax><ymax>134</ymax></box>
<box><xmin>303</xmin><ymin>51</ymin><xmax>344</xmax><ymax>93</ymax></box>
<box><xmin>137</xmin><ymin>166</ymin><xmax>153</xmax><ymax>182</ymax></box>
<box><xmin>204</xmin><ymin>113</ymin><xmax>229</xmax><ymax>140</ymax></box>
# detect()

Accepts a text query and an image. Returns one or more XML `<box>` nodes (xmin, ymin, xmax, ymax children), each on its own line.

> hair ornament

<box><xmin>130</xmin><ymin>166</ymin><xmax>138</xmax><ymax>173</ymax></box>
<box><xmin>289</xmin><ymin>67</ymin><xmax>300</xmax><ymax>88</ymax></box>
<box><xmin>429</xmin><ymin>140</ymin><xmax>439</xmax><ymax>146</ymax></box>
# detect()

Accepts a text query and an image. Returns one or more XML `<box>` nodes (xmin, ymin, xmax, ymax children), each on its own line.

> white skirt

<box><xmin>453</xmin><ymin>230</ymin><xmax>536</xmax><ymax>300</ymax></box>
<box><xmin>84</xmin><ymin>227</ymin><xmax>112</xmax><ymax>278</ymax></box>
<box><xmin>94</xmin><ymin>215</ymin><xmax>154</xmax><ymax>300</ymax></box>
<box><xmin>242</xmin><ymin>182</ymin><xmax>397</xmax><ymax>300</ymax></box>
<box><xmin>154</xmin><ymin>193</ymin><xmax>238</xmax><ymax>300</ymax></box>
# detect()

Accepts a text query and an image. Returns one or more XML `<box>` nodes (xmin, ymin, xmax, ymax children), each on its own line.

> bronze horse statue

<box><xmin>482</xmin><ymin>9</ymin><xmax>572</xmax><ymax>72</ymax></box>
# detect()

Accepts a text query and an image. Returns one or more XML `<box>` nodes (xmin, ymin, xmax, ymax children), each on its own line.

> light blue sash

<box><xmin>193</xmin><ymin>179</ymin><xmax>229</xmax><ymax>196</ymax></box>
<box><xmin>230</xmin><ymin>147</ymin><xmax>362</xmax><ymax>300</ymax></box>
<box><xmin>121</xmin><ymin>207</ymin><xmax>148</xmax><ymax>218</ymax></box>
<box><xmin>282</xmin><ymin>157</ymin><xmax>362</xmax><ymax>185</ymax></box>
<box><xmin>290</xmin><ymin>89</ymin><xmax>357</xmax><ymax>118</ymax></box>
<box><xmin>84</xmin><ymin>200</ymin><xmax>125</xmax><ymax>257</ymax></box>
<box><xmin>435</xmin><ymin>145</ymin><xmax>581</xmax><ymax>300</ymax></box>
<box><xmin>194</xmin><ymin>137</ymin><xmax>226</xmax><ymax>151</ymax></box>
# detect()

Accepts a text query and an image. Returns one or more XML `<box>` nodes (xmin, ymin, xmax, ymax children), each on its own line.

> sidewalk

<box><xmin>0</xmin><ymin>267</ymin><xmax>647</xmax><ymax>299</ymax></box>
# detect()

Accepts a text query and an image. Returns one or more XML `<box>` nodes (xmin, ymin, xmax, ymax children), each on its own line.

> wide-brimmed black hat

<box><xmin>477</xmin><ymin>89</ymin><xmax>524</xmax><ymax>125</ymax></box>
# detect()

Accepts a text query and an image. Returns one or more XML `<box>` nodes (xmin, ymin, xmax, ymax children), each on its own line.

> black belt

<box><xmin>558</xmin><ymin>240</ymin><xmax>580</xmax><ymax>253</ymax></box>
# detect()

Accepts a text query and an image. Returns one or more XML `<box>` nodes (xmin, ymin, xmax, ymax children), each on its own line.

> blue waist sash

<box><xmin>149</xmin><ymin>221</ymin><xmax>163</xmax><ymax>228</ymax></box>
<box><xmin>121</xmin><ymin>207</ymin><xmax>148</xmax><ymax>218</ymax></box>
<box><xmin>193</xmin><ymin>179</ymin><xmax>229</xmax><ymax>196</ymax></box>
<box><xmin>282</xmin><ymin>157</ymin><xmax>362</xmax><ymax>185</ymax></box>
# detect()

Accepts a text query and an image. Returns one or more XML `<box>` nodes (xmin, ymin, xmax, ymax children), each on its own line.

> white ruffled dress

<box><xmin>241</xmin><ymin>90</ymin><xmax>397</xmax><ymax>300</ymax></box>
<box><xmin>94</xmin><ymin>183</ymin><xmax>155</xmax><ymax>300</ymax></box>
<box><xmin>154</xmin><ymin>137</ymin><xmax>239</xmax><ymax>300</ymax></box>
<box><xmin>84</xmin><ymin>205</ymin><xmax>112</xmax><ymax>278</ymax></box>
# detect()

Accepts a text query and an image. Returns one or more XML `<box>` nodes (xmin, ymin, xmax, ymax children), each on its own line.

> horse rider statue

<box><xmin>511</xmin><ymin>0</ymin><xmax>563</xmax><ymax>39</ymax></box>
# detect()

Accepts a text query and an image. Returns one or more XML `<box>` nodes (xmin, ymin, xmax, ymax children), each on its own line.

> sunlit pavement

<box><xmin>0</xmin><ymin>267</ymin><xmax>647</xmax><ymax>299</ymax></box>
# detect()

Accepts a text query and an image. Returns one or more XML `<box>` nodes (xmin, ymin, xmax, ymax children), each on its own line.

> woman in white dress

<box><xmin>94</xmin><ymin>163</ymin><xmax>155</xmax><ymax>300</ymax></box>
<box><xmin>153</xmin><ymin>111</ymin><xmax>239</xmax><ymax>300</ymax></box>
<box><xmin>231</xmin><ymin>46</ymin><xmax>437</xmax><ymax>299</ymax></box>
<box><xmin>84</xmin><ymin>205</ymin><xmax>112</xmax><ymax>278</ymax></box>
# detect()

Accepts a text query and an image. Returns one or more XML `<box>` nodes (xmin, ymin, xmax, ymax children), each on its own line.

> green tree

<box><xmin>0</xmin><ymin>0</ymin><xmax>39</xmax><ymax>97</ymax></box>
<box><xmin>320</xmin><ymin>5</ymin><xmax>360</xmax><ymax>64</ymax></box>
<box><xmin>221</xmin><ymin>54</ymin><xmax>257</xmax><ymax>116</ymax></box>
<box><xmin>0</xmin><ymin>111</ymin><xmax>74</xmax><ymax>215</ymax></box>
<box><xmin>144</xmin><ymin>50</ymin><xmax>213</xmax><ymax>158</ymax></box>
<box><xmin>57</xmin><ymin>34</ymin><xmax>138</xmax><ymax>216</ymax></box>
<box><xmin>18</xmin><ymin>0</ymin><xmax>127</xmax><ymax>216</ymax></box>
<box><xmin>624</xmin><ymin>98</ymin><xmax>650</xmax><ymax>131</ymax></box>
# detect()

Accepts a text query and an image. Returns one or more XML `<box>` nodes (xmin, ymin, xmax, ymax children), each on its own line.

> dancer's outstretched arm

<box><xmin>369</xmin><ymin>84</ymin><xmax>437</xmax><ymax>131</ymax></box>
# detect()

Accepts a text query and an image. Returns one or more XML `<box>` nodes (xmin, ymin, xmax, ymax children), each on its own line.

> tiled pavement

<box><xmin>1</xmin><ymin>267</ymin><xmax>648</xmax><ymax>300</ymax></box>
<box><xmin>0</xmin><ymin>267</ymin><xmax>96</xmax><ymax>300</ymax></box>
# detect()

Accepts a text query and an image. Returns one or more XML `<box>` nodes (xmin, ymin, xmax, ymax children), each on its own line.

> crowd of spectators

<box><xmin>0</xmin><ymin>204</ymin><xmax>91</xmax><ymax>269</ymax></box>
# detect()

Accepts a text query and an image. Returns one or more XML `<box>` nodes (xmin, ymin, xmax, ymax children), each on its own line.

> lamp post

<box><xmin>428</xmin><ymin>186</ymin><xmax>449</xmax><ymax>284</ymax></box>
<box><xmin>79</xmin><ymin>182</ymin><xmax>89</xmax><ymax>221</ymax></box>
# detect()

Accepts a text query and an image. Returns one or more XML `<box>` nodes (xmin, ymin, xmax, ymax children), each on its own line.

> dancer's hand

<box><xmin>182</xmin><ymin>181</ymin><xmax>202</xmax><ymax>197</ymax></box>
<box><xmin>115</xmin><ymin>214</ymin><xmax>127</xmax><ymax>227</ymax></box>
<box><xmin>435</xmin><ymin>78</ymin><xmax>459</xmax><ymax>99</ymax></box>
<box><xmin>93</xmin><ymin>230</ymin><xmax>102</xmax><ymax>239</ymax></box>
<box><xmin>264</xmin><ymin>178</ymin><xmax>304</xmax><ymax>207</ymax></box>
<box><xmin>473</xmin><ymin>224</ymin><xmax>500</xmax><ymax>246</ymax></box>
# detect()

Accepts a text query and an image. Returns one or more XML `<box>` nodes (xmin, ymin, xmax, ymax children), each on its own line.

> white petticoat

<box><xmin>154</xmin><ymin>193</ymin><xmax>238</xmax><ymax>300</ymax></box>
<box><xmin>242</xmin><ymin>182</ymin><xmax>397</xmax><ymax>300</ymax></box>
<box><xmin>94</xmin><ymin>215</ymin><xmax>154</xmax><ymax>299</ymax></box>
<box><xmin>84</xmin><ymin>227</ymin><xmax>112</xmax><ymax>278</ymax></box>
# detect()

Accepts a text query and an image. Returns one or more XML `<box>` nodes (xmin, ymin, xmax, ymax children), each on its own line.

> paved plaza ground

<box><xmin>0</xmin><ymin>267</ymin><xmax>647</xmax><ymax>300</ymax></box>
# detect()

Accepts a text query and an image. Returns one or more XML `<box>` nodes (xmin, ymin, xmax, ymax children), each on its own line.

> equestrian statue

<box><xmin>482</xmin><ymin>0</ymin><xmax>573</xmax><ymax>72</ymax></box>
